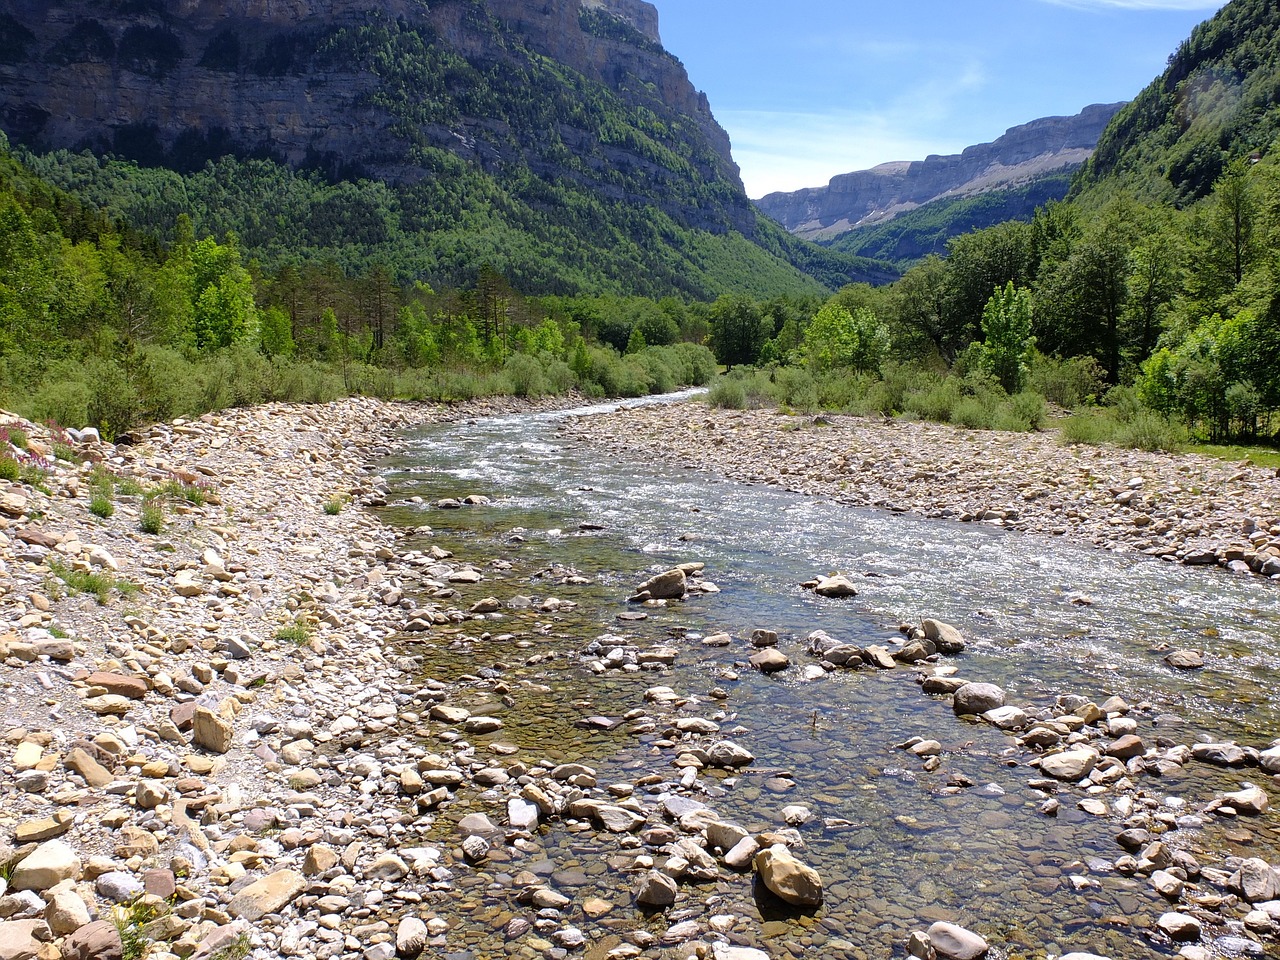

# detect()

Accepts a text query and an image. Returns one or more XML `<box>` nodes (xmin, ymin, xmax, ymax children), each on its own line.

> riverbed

<box><xmin>380</xmin><ymin>394</ymin><xmax>1280</xmax><ymax>960</ymax></box>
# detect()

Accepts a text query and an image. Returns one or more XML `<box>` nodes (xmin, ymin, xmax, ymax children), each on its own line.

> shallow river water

<box><xmin>378</xmin><ymin>394</ymin><xmax>1280</xmax><ymax>960</ymax></box>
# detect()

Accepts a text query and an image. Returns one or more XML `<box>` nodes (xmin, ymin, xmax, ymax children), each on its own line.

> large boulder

<box><xmin>0</xmin><ymin>920</ymin><xmax>46</xmax><ymax>960</ymax></box>
<box><xmin>60</xmin><ymin>920</ymin><xmax>122</xmax><ymax>960</ymax></box>
<box><xmin>750</xmin><ymin>649</ymin><xmax>790</xmax><ymax>674</ymax></box>
<box><xmin>952</xmin><ymin>683</ymin><xmax>1005</xmax><ymax>715</ymax></box>
<box><xmin>1235</xmin><ymin>858</ymin><xmax>1280</xmax><ymax>904</ymax></box>
<box><xmin>812</xmin><ymin>575</ymin><xmax>858</xmax><ymax>598</ymax></box>
<box><xmin>635</xmin><ymin>871</ymin><xmax>677</xmax><ymax>908</ymax></box>
<box><xmin>707</xmin><ymin>741</ymin><xmax>755</xmax><ymax>769</ymax></box>
<box><xmin>226</xmin><ymin>869</ymin><xmax>305</xmax><ymax>921</ymax></box>
<box><xmin>1040</xmin><ymin>748</ymin><xmax>1099</xmax><ymax>782</ymax></box>
<box><xmin>1223</xmin><ymin>783</ymin><xmax>1269</xmax><ymax>816</ymax></box>
<box><xmin>922</xmin><ymin>619</ymin><xmax>967</xmax><ymax>654</ymax></box>
<box><xmin>192</xmin><ymin>706</ymin><xmax>234</xmax><ymax>754</ymax></box>
<box><xmin>927</xmin><ymin>922</ymin><xmax>989</xmax><ymax>960</ymax></box>
<box><xmin>631</xmin><ymin>569</ymin><xmax>686</xmax><ymax>601</ymax></box>
<box><xmin>754</xmin><ymin>844</ymin><xmax>823</xmax><ymax>907</ymax></box>
<box><xmin>11</xmin><ymin>840</ymin><xmax>81</xmax><ymax>891</ymax></box>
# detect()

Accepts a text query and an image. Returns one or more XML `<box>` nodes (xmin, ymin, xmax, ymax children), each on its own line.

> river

<box><xmin>378</xmin><ymin>393</ymin><xmax>1280</xmax><ymax>960</ymax></box>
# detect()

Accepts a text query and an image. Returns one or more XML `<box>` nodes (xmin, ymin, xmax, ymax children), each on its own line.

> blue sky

<box><xmin>656</xmin><ymin>0</ymin><xmax>1227</xmax><ymax>198</ymax></box>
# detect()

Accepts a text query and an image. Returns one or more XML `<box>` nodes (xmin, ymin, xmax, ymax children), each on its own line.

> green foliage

<box><xmin>1028</xmin><ymin>353</ymin><xmax>1107</xmax><ymax>407</ymax></box>
<box><xmin>323</xmin><ymin>497</ymin><xmax>344</xmax><ymax>515</ymax></box>
<box><xmin>47</xmin><ymin>559</ymin><xmax>139</xmax><ymax>605</ymax></box>
<box><xmin>976</xmin><ymin>282</ymin><xmax>1035</xmax><ymax>393</ymax></box>
<box><xmin>89</xmin><ymin>493</ymin><xmax>114</xmax><ymax>519</ymax></box>
<box><xmin>139</xmin><ymin>500</ymin><xmax>164</xmax><ymax>534</ymax></box>
<box><xmin>0</xmin><ymin>456</ymin><xmax>17</xmax><ymax>481</ymax></box>
<box><xmin>1078</xmin><ymin>0</ymin><xmax>1280</xmax><ymax>205</ymax></box>
<box><xmin>800</xmin><ymin>303</ymin><xmax>891</xmax><ymax>374</ymax></box>
<box><xmin>274</xmin><ymin>620</ymin><xmax>313</xmax><ymax>646</ymax></box>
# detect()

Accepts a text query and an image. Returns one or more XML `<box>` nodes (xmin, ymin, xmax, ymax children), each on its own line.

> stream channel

<box><xmin>377</xmin><ymin>393</ymin><xmax>1280</xmax><ymax>960</ymax></box>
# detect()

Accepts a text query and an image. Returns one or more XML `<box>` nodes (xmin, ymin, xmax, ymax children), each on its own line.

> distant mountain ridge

<box><xmin>756</xmin><ymin>102</ymin><xmax>1125</xmax><ymax>241</ymax></box>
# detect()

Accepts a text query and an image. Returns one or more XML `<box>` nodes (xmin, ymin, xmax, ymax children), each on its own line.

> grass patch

<box><xmin>5</xmin><ymin>428</ymin><xmax>28</xmax><ymax>450</ymax></box>
<box><xmin>52</xmin><ymin>442</ymin><xmax>80</xmax><ymax>463</ymax></box>
<box><xmin>89</xmin><ymin>494</ymin><xmax>114</xmax><ymax>519</ymax></box>
<box><xmin>1192</xmin><ymin>443</ymin><xmax>1280</xmax><ymax>469</ymax></box>
<box><xmin>0</xmin><ymin>456</ymin><xmax>18</xmax><ymax>481</ymax></box>
<box><xmin>323</xmin><ymin>497</ymin><xmax>344</xmax><ymax>516</ymax></box>
<box><xmin>274</xmin><ymin>621</ymin><xmax>313</xmax><ymax>646</ymax></box>
<box><xmin>48</xmin><ymin>559</ymin><xmax>139</xmax><ymax>605</ymax></box>
<box><xmin>150</xmin><ymin>479</ymin><xmax>209</xmax><ymax>506</ymax></box>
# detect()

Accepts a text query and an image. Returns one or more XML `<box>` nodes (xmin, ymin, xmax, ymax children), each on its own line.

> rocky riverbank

<box><xmin>2</xmin><ymin>394</ymin><xmax>1279</xmax><ymax>960</ymax></box>
<box><xmin>560</xmin><ymin>403</ymin><xmax>1280</xmax><ymax>580</ymax></box>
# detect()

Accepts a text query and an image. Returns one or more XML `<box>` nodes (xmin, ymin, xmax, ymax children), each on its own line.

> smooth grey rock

<box><xmin>952</xmin><ymin>683</ymin><xmax>1005</xmax><ymax>715</ymax></box>
<box><xmin>927</xmin><ymin>921</ymin><xmax>989</xmax><ymax>959</ymax></box>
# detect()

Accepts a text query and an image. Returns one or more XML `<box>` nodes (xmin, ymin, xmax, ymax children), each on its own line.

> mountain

<box><xmin>0</xmin><ymin>0</ymin><xmax>888</xmax><ymax>297</ymax></box>
<box><xmin>822</xmin><ymin>172</ymin><xmax>1075</xmax><ymax>267</ymax></box>
<box><xmin>1074</xmin><ymin>0</ymin><xmax>1280</xmax><ymax>206</ymax></box>
<box><xmin>756</xmin><ymin>103</ymin><xmax>1124</xmax><ymax>242</ymax></box>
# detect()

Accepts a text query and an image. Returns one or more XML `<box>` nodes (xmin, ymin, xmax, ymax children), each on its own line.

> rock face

<box><xmin>0</xmin><ymin>0</ymin><xmax>748</xmax><ymax>233</ymax></box>
<box><xmin>756</xmin><ymin>103</ymin><xmax>1124</xmax><ymax>239</ymax></box>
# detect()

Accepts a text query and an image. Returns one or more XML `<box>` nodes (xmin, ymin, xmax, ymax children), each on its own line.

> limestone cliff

<box><xmin>0</xmin><ymin>0</ymin><xmax>748</xmax><ymax>233</ymax></box>
<box><xmin>757</xmin><ymin>103</ymin><xmax>1124</xmax><ymax>241</ymax></box>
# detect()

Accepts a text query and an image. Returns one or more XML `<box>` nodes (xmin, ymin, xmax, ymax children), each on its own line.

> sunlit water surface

<box><xmin>378</xmin><ymin>394</ymin><xmax>1280</xmax><ymax>960</ymax></box>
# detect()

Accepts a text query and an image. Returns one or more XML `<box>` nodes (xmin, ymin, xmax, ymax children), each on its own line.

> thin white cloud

<box><xmin>720</xmin><ymin>108</ymin><xmax>971</xmax><ymax>198</ymax></box>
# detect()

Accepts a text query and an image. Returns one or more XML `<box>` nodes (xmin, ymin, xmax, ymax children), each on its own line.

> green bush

<box><xmin>1029</xmin><ymin>353</ymin><xmax>1107</xmax><ymax>408</ymax></box>
<box><xmin>1114</xmin><ymin>411</ymin><xmax>1187</xmax><ymax>452</ymax></box>
<box><xmin>89</xmin><ymin>494</ymin><xmax>114</xmax><ymax>519</ymax></box>
<box><xmin>504</xmin><ymin>353</ymin><xmax>549</xmax><ymax>397</ymax></box>
<box><xmin>707</xmin><ymin>378</ymin><xmax>747</xmax><ymax>409</ymax></box>
<box><xmin>1008</xmin><ymin>391</ymin><xmax>1049</xmax><ymax>431</ymax></box>
<box><xmin>951</xmin><ymin>396</ymin><xmax>995</xmax><ymax>430</ymax></box>
<box><xmin>0</xmin><ymin>456</ymin><xmax>17</xmax><ymax>481</ymax></box>
<box><xmin>139</xmin><ymin>501</ymin><xmax>164</xmax><ymax>534</ymax></box>
<box><xmin>903</xmin><ymin>379</ymin><xmax>962</xmax><ymax>422</ymax></box>
<box><xmin>1059</xmin><ymin>411</ymin><xmax>1117</xmax><ymax>445</ymax></box>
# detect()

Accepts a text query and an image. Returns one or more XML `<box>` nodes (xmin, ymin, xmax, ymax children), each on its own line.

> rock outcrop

<box><xmin>0</xmin><ymin>0</ymin><xmax>747</xmax><ymax>232</ymax></box>
<box><xmin>756</xmin><ymin>103</ymin><xmax>1124</xmax><ymax>240</ymax></box>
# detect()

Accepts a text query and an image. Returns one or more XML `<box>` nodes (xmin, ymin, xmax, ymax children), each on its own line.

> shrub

<box><xmin>504</xmin><ymin>353</ymin><xmax>549</xmax><ymax>397</ymax></box>
<box><xmin>1059</xmin><ymin>411</ymin><xmax>1117</xmax><ymax>446</ymax></box>
<box><xmin>951</xmin><ymin>396</ymin><xmax>995</xmax><ymax>430</ymax></box>
<box><xmin>89</xmin><ymin>494</ymin><xmax>114</xmax><ymax>519</ymax></box>
<box><xmin>139</xmin><ymin>501</ymin><xmax>164</xmax><ymax>534</ymax></box>
<box><xmin>274</xmin><ymin>621</ymin><xmax>312</xmax><ymax>646</ymax></box>
<box><xmin>323</xmin><ymin>498</ymin><xmax>343</xmax><ymax>515</ymax></box>
<box><xmin>1114</xmin><ymin>411</ymin><xmax>1187</xmax><ymax>452</ymax></box>
<box><xmin>0</xmin><ymin>456</ymin><xmax>17</xmax><ymax>481</ymax></box>
<box><xmin>47</xmin><ymin>560</ymin><xmax>137</xmax><ymax>604</ymax></box>
<box><xmin>1029</xmin><ymin>354</ymin><xmax>1107</xmax><ymax>408</ymax></box>
<box><xmin>903</xmin><ymin>379</ymin><xmax>962</xmax><ymax>422</ymax></box>
<box><xmin>1008</xmin><ymin>391</ymin><xmax>1048</xmax><ymax>431</ymax></box>
<box><xmin>706</xmin><ymin>378</ymin><xmax>747</xmax><ymax>410</ymax></box>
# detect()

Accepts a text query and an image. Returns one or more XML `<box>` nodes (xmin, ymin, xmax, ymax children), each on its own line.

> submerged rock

<box><xmin>926</xmin><ymin>922</ymin><xmax>989</xmax><ymax>960</ymax></box>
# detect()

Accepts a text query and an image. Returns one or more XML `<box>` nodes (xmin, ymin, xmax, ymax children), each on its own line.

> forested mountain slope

<box><xmin>1075</xmin><ymin>0</ymin><xmax>1280</xmax><ymax>205</ymax></box>
<box><xmin>0</xmin><ymin>0</ymin><xmax>887</xmax><ymax>296</ymax></box>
